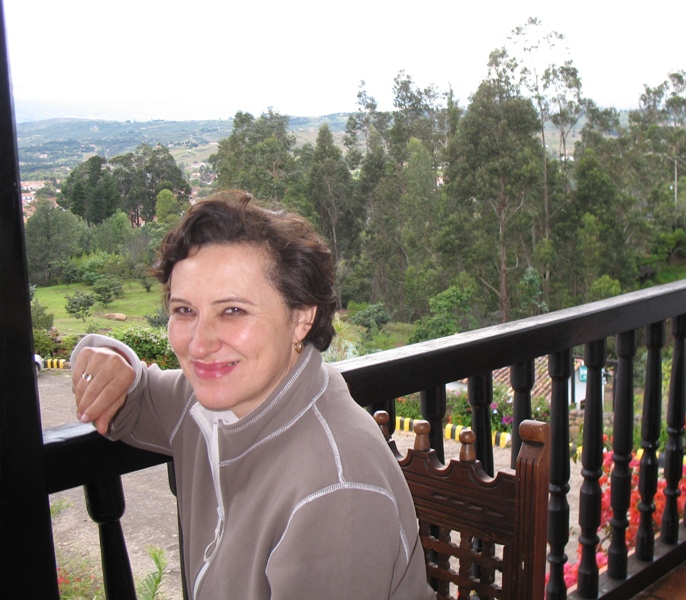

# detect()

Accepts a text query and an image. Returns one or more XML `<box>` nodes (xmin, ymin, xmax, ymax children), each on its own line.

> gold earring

<box><xmin>294</xmin><ymin>340</ymin><xmax>303</xmax><ymax>353</ymax></box>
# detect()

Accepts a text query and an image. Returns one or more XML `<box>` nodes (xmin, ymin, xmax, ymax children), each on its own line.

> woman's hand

<box><xmin>72</xmin><ymin>346</ymin><xmax>135</xmax><ymax>435</ymax></box>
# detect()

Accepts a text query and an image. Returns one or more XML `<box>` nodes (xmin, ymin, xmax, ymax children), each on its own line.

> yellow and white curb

<box><xmin>395</xmin><ymin>417</ymin><xmax>511</xmax><ymax>448</ymax></box>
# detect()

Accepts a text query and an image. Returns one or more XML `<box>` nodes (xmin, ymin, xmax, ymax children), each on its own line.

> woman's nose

<box><xmin>188</xmin><ymin>317</ymin><xmax>221</xmax><ymax>357</ymax></box>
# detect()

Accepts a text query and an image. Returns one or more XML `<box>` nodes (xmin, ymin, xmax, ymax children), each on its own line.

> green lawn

<box><xmin>34</xmin><ymin>280</ymin><xmax>165</xmax><ymax>336</ymax></box>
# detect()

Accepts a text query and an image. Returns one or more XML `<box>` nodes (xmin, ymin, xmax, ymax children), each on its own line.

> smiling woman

<box><xmin>69</xmin><ymin>191</ymin><xmax>434</xmax><ymax>600</ymax></box>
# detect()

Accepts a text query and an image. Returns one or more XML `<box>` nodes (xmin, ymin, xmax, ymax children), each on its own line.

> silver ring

<box><xmin>81</xmin><ymin>372</ymin><xmax>93</xmax><ymax>382</ymax></box>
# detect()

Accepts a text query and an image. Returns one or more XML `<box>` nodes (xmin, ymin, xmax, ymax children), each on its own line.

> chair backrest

<box><xmin>374</xmin><ymin>412</ymin><xmax>550</xmax><ymax>600</ymax></box>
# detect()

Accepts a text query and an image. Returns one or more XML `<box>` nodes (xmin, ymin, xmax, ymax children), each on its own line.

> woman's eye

<box><xmin>172</xmin><ymin>306</ymin><xmax>193</xmax><ymax>316</ymax></box>
<box><xmin>224</xmin><ymin>307</ymin><xmax>244</xmax><ymax>316</ymax></box>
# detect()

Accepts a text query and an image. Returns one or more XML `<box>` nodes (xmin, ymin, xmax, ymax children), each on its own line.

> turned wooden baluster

<box><xmin>510</xmin><ymin>360</ymin><xmax>534</xmax><ymax>470</ymax></box>
<box><xmin>420</xmin><ymin>386</ymin><xmax>447</xmax><ymax>463</ymax></box>
<box><xmin>662</xmin><ymin>315</ymin><xmax>686</xmax><ymax>544</ymax></box>
<box><xmin>546</xmin><ymin>349</ymin><xmax>572</xmax><ymax>600</ymax></box>
<box><xmin>469</xmin><ymin>373</ymin><xmax>494</xmax><ymax>476</ymax></box>
<box><xmin>637</xmin><ymin>321</ymin><xmax>665</xmax><ymax>561</ymax></box>
<box><xmin>84</xmin><ymin>476</ymin><xmax>136</xmax><ymax>599</ymax></box>
<box><xmin>608</xmin><ymin>330</ymin><xmax>637</xmax><ymax>579</ymax></box>
<box><xmin>577</xmin><ymin>339</ymin><xmax>606</xmax><ymax>598</ymax></box>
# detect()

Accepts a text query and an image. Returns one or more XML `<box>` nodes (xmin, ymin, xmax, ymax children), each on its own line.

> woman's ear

<box><xmin>293</xmin><ymin>306</ymin><xmax>317</xmax><ymax>342</ymax></box>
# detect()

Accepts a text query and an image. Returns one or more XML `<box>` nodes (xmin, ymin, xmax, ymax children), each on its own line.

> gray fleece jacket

<box><xmin>73</xmin><ymin>336</ymin><xmax>433</xmax><ymax>600</ymax></box>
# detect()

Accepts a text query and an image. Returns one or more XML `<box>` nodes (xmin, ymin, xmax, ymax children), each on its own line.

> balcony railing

<box><xmin>8</xmin><ymin>281</ymin><xmax>686</xmax><ymax>599</ymax></box>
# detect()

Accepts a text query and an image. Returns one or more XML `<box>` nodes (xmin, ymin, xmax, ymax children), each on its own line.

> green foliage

<box><xmin>77</xmin><ymin>251</ymin><xmax>129</xmax><ymax>283</ymax></box>
<box><xmin>91</xmin><ymin>276</ymin><xmax>125</xmax><ymax>307</ymax></box>
<box><xmin>588</xmin><ymin>275</ymin><xmax>622</xmax><ymax>301</ymax></box>
<box><xmin>64</xmin><ymin>291</ymin><xmax>96</xmax><ymax>321</ymax></box>
<box><xmin>144</xmin><ymin>307</ymin><xmax>169</xmax><ymax>328</ymax></box>
<box><xmin>112</xmin><ymin>327</ymin><xmax>179</xmax><ymax>369</ymax></box>
<box><xmin>515</xmin><ymin>267</ymin><xmax>548</xmax><ymax>318</ymax></box>
<box><xmin>395</xmin><ymin>394</ymin><xmax>422</xmax><ymax>420</ymax></box>
<box><xmin>33</xmin><ymin>328</ymin><xmax>77</xmax><ymax>358</ymax></box>
<box><xmin>56</xmin><ymin>551</ymin><xmax>103</xmax><ymax>600</ymax></box>
<box><xmin>447</xmin><ymin>390</ymin><xmax>471</xmax><ymax>426</ymax></box>
<box><xmin>155</xmin><ymin>188</ymin><xmax>182</xmax><ymax>227</ymax></box>
<box><xmin>410</xmin><ymin>274</ymin><xmax>477</xmax><ymax>343</ymax></box>
<box><xmin>33</xmin><ymin>328</ymin><xmax>58</xmax><ymax>357</ymax></box>
<box><xmin>31</xmin><ymin>300</ymin><xmax>55</xmax><ymax>331</ymax></box>
<box><xmin>49</xmin><ymin>498</ymin><xmax>72</xmax><ymax>519</ymax></box>
<box><xmin>25</xmin><ymin>199</ymin><xmax>87</xmax><ymax>285</ymax></box>
<box><xmin>135</xmin><ymin>263</ymin><xmax>155</xmax><ymax>293</ymax></box>
<box><xmin>349</xmin><ymin>302</ymin><xmax>391</xmax><ymax>331</ymax></box>
<box><xmin>211</xmin><ymin>109</ymin><xmax>295</xmax><ymax>202</ymax></box>
<box><xmin>137</xmin><ymin>546</ymin><xmax>167</xmax><ymax>600</ymax></box>
<box><xmin>60</xmin><ymin>334</ymin><xmax>79</xmax><ymax>357</ymax></box>
<box><xmin>90</xmin><ymin>211</ymin><xmax>135</xmax><ymax>254</ymax></box>
<box><xmin>322</xmin><ymin>314</ymin><xmax>364</xmax><ymax>362</ymax></box>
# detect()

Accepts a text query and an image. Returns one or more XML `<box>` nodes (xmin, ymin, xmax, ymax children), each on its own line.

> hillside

<box><xmin>16</xmin><ymin>114</ymin><xmax>350</xmax><ymax>178</ymax></box>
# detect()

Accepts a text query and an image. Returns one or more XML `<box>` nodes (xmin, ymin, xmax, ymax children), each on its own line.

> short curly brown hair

<box><xmin>154</xmin><ymin>190</ymin><xmax>336</xmax><ymax>351</ymax></box>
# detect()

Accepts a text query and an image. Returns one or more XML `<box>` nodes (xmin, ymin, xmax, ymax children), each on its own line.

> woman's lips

<box><xmin>192</xmin><ymin>360</ymin><xmax>238</xmax><ymax>379</ymax></box>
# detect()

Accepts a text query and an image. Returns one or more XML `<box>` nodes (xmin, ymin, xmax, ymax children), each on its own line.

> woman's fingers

<box><xmin>72</xmin><ymin>347</ymin><xmax>135</xmax><ymax>431</ymax></box>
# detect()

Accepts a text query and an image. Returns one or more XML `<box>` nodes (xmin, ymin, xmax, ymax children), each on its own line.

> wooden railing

<box><xmin>26</xmin><ymin>281</ymin><xmax>686</xmax><ymax>599</ymax></box>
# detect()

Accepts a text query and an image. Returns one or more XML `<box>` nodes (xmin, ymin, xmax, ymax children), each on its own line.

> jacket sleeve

<box><xmin>71</xmin><ymin>334</ymin><xmax>188</xmax><ymax>456</ymax></box>
<box><xmin>265</xmin><ymin>486</ymin><xmax>433</xmax><ymax>600</ymax></box>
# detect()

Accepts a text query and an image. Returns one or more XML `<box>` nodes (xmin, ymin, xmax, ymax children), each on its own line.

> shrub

<box><xmin>112</xmin><ymin>327</ymin><xmax>179</xmax><ymax>370</ymax></box>
<box><xmin>77</xmin><ymin>251</ymin><xmax>129</xmax><ymax>283</ymax></box>
<box><xmin>395</xmin><ymin>394</ymin><xmax>422</xmax><ymax>420</ymax></box>
<box><xmin>446</xmin><ymin>389</ymin><xmax>471</xmax><ymax>426</ymax></box>
<box><xmin>144</xmin><ymin>307</ymin><xmax>169</xmax><ymax>328</ymax></box>
<box><xmin>33</xmin><ymin>329</ymin><xmax>58</xmax><ymax>357</ymax></box>
<box><xmin>349</xmin><ymin>302</ymin><xmax>391</xmax><ymax>333</ymax></box>
<box><xmin>92</xmin><ymin>276</ymin><xmax>124</xmax><ymax>307</ymax></box>
<box><xmin>65</xmin><ymin>291</ymin><xmax>96</xmax><ymax>321</ymax></box>
<box><xmin>31</xmin><ymin>300</ymin><xmax>54</xmax><ymax>331</ymax></box>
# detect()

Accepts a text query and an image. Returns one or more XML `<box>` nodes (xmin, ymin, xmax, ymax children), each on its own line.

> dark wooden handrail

<box><xmin>29</xmin><ymin>281</ymin><xmax>686</xmax><ymax>600</ymax></box>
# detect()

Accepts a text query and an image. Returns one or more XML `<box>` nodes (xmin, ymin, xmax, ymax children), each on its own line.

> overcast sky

<box><xmin>4</xmin><ymin>0</ymin><xmax>685</xmax><ymax>122</ymax></box>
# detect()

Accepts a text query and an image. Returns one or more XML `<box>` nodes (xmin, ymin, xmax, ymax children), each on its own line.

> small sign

<box><xmin>579</xmin><ymin>365</ymin><xmax>587</xmax><ymax>383</ymax></box>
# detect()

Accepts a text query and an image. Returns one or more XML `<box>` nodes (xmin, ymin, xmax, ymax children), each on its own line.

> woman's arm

<box><xmin>71</xmin><ymin>334</ymin><xmax>139</xmax><ymax>435</ymax></box>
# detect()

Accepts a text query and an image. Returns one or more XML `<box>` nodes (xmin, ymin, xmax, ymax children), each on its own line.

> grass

<box><xmin>34</xmin><ymin>280</ymin><xmax>165</xmax><ymax>336</ymax></box>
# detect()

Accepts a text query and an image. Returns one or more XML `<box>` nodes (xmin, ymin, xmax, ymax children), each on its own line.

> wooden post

<box><xmin>0</xmin><ymin>2</ymin><xmax>60</xmax><ymax>596</ymax></box>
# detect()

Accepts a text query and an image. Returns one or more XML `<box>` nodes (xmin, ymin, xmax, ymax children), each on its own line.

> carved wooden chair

<box><xmin>374</xmin><ymin>412</ymin><xmax>550</xmax><ymax>600</ymax></box>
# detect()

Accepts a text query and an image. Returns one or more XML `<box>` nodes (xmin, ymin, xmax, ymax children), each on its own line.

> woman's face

<box><xmin>167</xmin><ymin>243</ymin><xmax>315</xmax><ymax>417</ymax></box>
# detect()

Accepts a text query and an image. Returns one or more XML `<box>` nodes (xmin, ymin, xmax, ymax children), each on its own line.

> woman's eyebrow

<box><xmin>212</xmin><ymin>296</ymin><xmax>256</xmax><ymax>306</ymax></box>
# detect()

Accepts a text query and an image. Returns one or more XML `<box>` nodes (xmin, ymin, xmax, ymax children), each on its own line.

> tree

<box><xmin>155</xmin><ymin>189</ymin><xmax>182</xmax><ymax>228</ymax></box>
<box><xmin>401</xmin><ymin>138</ymin><xmax>442</xmax><ymax>319</ymax></box>
<box><xmin>211</xmin><ymin>109</ymin><xmax>296</xmax><ymax>202</ymax></box>
<box><xmin>409</xmin><ymin>273</ymin><xmax>478</xmax><ymax>343</ymax></box>
<box><xmin>24</xmin><ymin>200</ymin><xmax>87</xmax><ymax>285</ymax></box>
<box><xmin>65</xmin><ymin>291</ymin><xmax>96</xmax><ymax>321</ymax></box>
<box><xmin>59</xmin><ymin>155</ymin><xmax>121</xmax><ymax>224</ymax></box>
<box><xmin>449</xmin><ymin>72</ymin><xmax>541</xmax><ymax>322</ymax></box>
<box><xmin>110</xmin><ymin>144</ymin><xmax>190</xmax><ymax>226</ymax></box>
<box><xmin>507</xmin><ymin>18</ymin><xmax>586</xmax><ymax>301</ymax></box>
<box><xmin>91</xmin><ymin>276</ymin><xmax>124</xmax><ymax>307</ymax></box>
<box><xmin>308</xmin><ymin>124</ymin><xmax>358</xmax><ymax>307</ymax></box>
<box><xmin>90</xmin><ymin>210</ymin><xmax>135</xmax><ymax>254</ymax></box>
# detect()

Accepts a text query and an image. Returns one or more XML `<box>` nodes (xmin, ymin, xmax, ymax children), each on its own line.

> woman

<box><xmin>72</xmin><ymin>191</ymin><xmax>433</xmax><ymax>600</ymax></box>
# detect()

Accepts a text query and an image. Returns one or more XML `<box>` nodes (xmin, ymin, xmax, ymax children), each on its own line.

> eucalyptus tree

<box><xmin>211</xmin><ymin>109</ymin><xmax>296</xmax><ymax>203</ymax></box>
<box><xmin>449</xmin><ymin>71</ymin><xmax>542</xmax><ymax>322</ymax></box>
<box><xmin>343</xmin><ymin>81</ymin><xmax>392</xmax><ymax>169</ymax></box>
<box><xmin>308</xmin><ymin>124</ymin><xmax>359</xmax><ymax>307</ymax></box>
<box><xmin>506</xmin><ymin>18</ymin><xmax>586</xmax><ymax>300</ymax></box>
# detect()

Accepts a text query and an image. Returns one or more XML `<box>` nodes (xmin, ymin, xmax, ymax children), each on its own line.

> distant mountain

<box><xmin>15</xmin><ymin>111</ymin><xmax>350</xmax><ymax>178</ymax></box>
